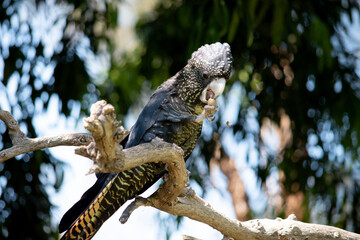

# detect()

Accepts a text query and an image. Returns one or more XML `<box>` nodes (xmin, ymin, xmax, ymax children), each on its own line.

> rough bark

<box><xmin>0</xmin><ymin>110</ymin><xmax>92</xmax><ymax>162</ymax></box>
<box><xmin>1</xmin><ymin>101</ymin><xmax>359</xmax><ymax>240</ymax></box>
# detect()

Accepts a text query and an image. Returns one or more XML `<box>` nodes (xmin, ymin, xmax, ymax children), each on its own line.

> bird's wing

<box><xmin>125</xmin><ymin>77</ymin><xmax>177</xmax><ymax>148</ymax></box>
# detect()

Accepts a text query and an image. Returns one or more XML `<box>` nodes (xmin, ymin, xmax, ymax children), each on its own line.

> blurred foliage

<box><xmin>1</xmin><ymin>0</ymin><xmax>360</xmax><ymax>239</ymax></box>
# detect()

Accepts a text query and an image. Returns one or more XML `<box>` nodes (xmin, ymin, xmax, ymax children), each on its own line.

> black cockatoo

<box><xmin>59</xmin><ymin>42</ymin><xmax>233</xmax><ymax>239</ymax></box>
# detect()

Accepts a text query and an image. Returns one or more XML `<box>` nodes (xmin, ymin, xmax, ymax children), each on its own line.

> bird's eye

<box><xmin>202</xmin><ymin>72</ymin><xmax>209</xmax><ymax>79</ymax></box>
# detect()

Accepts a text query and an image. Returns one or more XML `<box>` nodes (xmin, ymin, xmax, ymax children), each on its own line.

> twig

<box><xmin>0</xmin><ymin>110</ymin><xmax>92</xmax><ymax>162</ymax></box>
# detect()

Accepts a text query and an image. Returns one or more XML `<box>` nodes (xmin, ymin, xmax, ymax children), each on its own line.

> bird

<box><xmin>59</xmin><ymin>42</ymin><xmax>233</xmax><ymax>240</ymax></box>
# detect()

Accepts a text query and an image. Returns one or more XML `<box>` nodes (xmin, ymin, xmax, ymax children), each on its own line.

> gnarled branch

<box><xmin>77</xmin><ymin>100</ymin><xmax>360</xmax><ymax>240</ymax></box>
<box><xmin>1</xmin><ymin>101</ymin><xmax>359</xmax><ymax>240</ymax></box>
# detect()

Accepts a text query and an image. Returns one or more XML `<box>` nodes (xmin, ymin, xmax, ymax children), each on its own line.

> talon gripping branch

<box><xmin>59</xmin><ymin>43</ymin><xmax>233</xmax><ymax>240</ymax></box>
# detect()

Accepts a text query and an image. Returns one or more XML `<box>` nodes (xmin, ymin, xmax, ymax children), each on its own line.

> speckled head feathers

<box><xmin>189</xmin><ymin>42</ymin><xmax>233</xmax><ymax>79</ymax></box>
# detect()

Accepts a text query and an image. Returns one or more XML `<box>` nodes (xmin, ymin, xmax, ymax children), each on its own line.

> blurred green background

<box><xmin>0</xmin><ymin>0</ymin><xmax>360</xmax><ymax>239</ymax></box>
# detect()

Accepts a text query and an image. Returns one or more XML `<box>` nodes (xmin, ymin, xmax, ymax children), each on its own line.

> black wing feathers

<box><xmin>125</xmin><ymin>77</ymin><xmax>176</xmax><ymax>148</ymax></box>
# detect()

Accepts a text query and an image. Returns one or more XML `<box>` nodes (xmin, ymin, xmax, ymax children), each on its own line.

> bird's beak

<box><xmin>200</xmin><ymin>78</ymin><xmax>226</xmax><ymax>104</ymax></box>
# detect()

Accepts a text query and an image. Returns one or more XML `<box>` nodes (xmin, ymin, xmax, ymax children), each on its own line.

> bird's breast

<box><xmin>169</xmin><ymin>120</ymin><xmax>203</xmax><ymax>159</ymax></box>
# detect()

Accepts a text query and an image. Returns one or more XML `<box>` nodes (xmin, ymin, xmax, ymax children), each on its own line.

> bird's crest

<box><xmin>189</xmin><ymin>42</ymin><xmax>233</xmax><ymax>79</ymax></box>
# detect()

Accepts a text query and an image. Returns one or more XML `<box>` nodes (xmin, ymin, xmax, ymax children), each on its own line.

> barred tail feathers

<box><xmin>61</xmin><ymin>162</ymin><xmax>165</xmax><ymax>240</ymax></box>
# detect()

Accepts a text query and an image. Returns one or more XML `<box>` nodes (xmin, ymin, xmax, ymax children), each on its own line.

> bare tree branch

<box><xmin>121</xmin><ymin>184</ymin><xmax>360</xmax><ymax>240</ymax></box>
<box><xmin>119</xmin><ymin>172</ymin><xmax>360</xmax><ymax>240</ymax></box>
<box><xmin>0</xmin><ymin>110</ymin><xmax>92</xmax><ymax>162</ymax></box>
<box><xmin>1</xmin><ymin>101</ymin><xmax>359</xmax><ymax>240</ymax></box>
<box><xmin>83</xmin><ymin>101</ymin><xmax>358</xmax><ymax>240</ymax></box>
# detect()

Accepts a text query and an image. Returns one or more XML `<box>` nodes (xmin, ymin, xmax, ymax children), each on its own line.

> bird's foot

<box><xmin>205</xmin><ymin>104</ymin><xmax>218</xmax><ymax>122</ymax></box>
<box><xmin>195</xmin><ymin>104</ymin><xmax>218</xmax><ymax>122</ymax></box>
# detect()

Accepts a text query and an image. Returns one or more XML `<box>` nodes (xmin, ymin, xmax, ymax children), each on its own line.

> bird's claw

<box><xmin>195</xmin><ymin>104</ymin><xmax>218</xmax><ymax>122</ymax></box>
<box><xmin>204</xmin><ymin>105</ymin><xmax>218</xmax><ymax>122</ymax></box>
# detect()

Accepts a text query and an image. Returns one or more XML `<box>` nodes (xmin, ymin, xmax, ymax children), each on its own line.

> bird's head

<box><xmin>177</xmin><ymin>42</ymin><xmax>233</xmax><ymax>105</ymax></box>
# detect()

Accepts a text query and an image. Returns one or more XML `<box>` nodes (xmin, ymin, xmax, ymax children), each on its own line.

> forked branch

<box><xmin>73</xmin><ymin>101</ymin><xmax>360</xmax><ymax>240</ymax></box>
<box><xmin>1</xmin><ymin>101</ymin><xmax>359</xmax><ymax>240</ymax></box>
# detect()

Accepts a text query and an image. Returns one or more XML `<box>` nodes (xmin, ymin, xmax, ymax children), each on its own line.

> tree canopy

<box><xmin>0</xmin><ymin>0</ymin><xmax>359</xmax><ymax>239</ymax></box>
